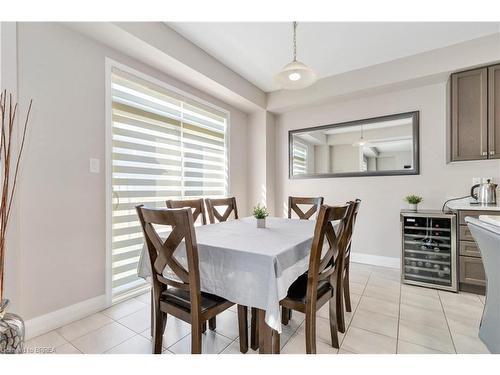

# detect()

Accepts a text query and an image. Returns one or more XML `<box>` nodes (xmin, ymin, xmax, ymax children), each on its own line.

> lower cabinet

<box><xmin>459</xmin><ymin>255</ymin><xmax>486</xmax><ymax>286</ymax></box>
<box><xmin>455</xmin><ymin>209</ymin><xmax>495</xmax><ymax>295</ymax></box>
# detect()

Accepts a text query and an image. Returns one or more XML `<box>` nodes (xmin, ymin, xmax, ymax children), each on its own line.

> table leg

<box><xmin>250</xmin><ymin>307</ymin><xmax>259</xmax><ymax>351</ymax></box>
<box><xmin>257</xmin><ymin>308</ymin><xmax>280</xmax><ymax>354</ymax></box>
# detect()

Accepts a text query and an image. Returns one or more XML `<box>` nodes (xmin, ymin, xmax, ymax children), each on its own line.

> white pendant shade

<box><xmin>275</xmin><ymin>22</ymin><xmax>317</xmax><ymax>90</ymax></box>
<box><xmin>274</xmin><ymin>60</ymin><xmax>317</xmax><ymax>90</ymax></box>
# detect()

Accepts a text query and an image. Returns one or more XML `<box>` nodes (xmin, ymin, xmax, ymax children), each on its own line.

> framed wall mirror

<box><xmin>289</xmin><ymin>111</ymin><xmax>419</xmax><ymax>179</ymax></box>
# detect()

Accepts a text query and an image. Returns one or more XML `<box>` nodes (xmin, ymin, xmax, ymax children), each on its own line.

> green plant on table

<box><xmin>252</xmin><ymin>204</ymin><xmax>269</xmax><ymax>219</ymax></box>
<box><xmin>405</xmin><ymin>195</ymin><xmax>423</xmax><ymax>204</ymax></box>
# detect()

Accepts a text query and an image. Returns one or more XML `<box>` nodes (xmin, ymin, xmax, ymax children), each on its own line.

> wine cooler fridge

<box><xmin>401</xmin><ymin>210</ymin><xmax>457</xmax><ymax>292</ymax></box>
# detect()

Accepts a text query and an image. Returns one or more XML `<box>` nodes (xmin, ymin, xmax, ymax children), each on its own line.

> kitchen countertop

<box><xmin>479</xmin><ymin>215</ymin><xmax>500</xmax><ymax>229</ymax></box>
<box><xmin>445</xmin><ymin>197</ymin><xmax>500</xmax><ymax>211</ymax></box>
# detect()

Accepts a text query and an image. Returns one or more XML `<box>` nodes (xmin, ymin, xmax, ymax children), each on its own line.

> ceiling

<box><xmin>168</xmin><ymin>22</ymin><xmax>500</xmax><ymax>92</ymax></box>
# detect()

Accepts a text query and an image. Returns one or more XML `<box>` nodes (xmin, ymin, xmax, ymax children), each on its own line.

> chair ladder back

<box><xmin>344</xmin><ymin>199</ymin><xmax>361</xmax><ymax>259</ymax></box>
<box><xmin>305</xmin><ymin>203</ymin><xmax>353</xmax><ymax>302</ymax></box>
<box><xmin>166</xmin><ymin>198</ymin><xmax>207</xmax><ymax>225</ymax></box>
<box><xmin>205</xmin><ymin>197</ymin><xmax>238</xmax><ymax>224</ymax></box>
<box><xmin>136</xmin><ymin>205</ymin><xmax>201</xmax><ymax>295</ymax></box>
<box><xmin>288</xmin><ymin>196</ymin><xmax>324</xmax><ymax>220</ymax></box>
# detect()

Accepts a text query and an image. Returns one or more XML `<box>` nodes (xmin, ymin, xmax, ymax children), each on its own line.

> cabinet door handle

<box><xmin>491</xmin><ymin>150</ymin><xmax>496</xmax><ymax>155</ymax></box>
<box><xmin>482</xmin><ymin>151</ymin><xmax>488</xmax><ymax>156</ymax></box>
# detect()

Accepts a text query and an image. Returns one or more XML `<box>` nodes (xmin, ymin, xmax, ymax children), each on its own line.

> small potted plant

<box><xmin>252</xmin><ymin>204</ymin><xmax>269</xmax><ymax>228</ymax></box>
<box><xmin>405</xmin><ymin>195</ymin><xmax>422</xmax><ymax>211</ymax></box>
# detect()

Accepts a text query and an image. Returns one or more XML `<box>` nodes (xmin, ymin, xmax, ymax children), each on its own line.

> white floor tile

<box><xmin>168</xmin><ymin>331</ymin><xmax>232</xmax><ymax>354</ymax></box>
<box><xmin>401</xmin><ymin>284</ymin><xmax>439</xmax><ymax>299</ymax></box>
<box><xmin>209</xmin><ymin>310</ymin><xmax>241</xmax><ymax>340</ymax></box>
<box><xmin>452</xmin><ymin>332</ymin><xmax>490</xmax><ymax>354</ymax></box>
<box><xmin>296</xmin><ymin>316</ymin><xmax>344</xmax><ymax>347</ymax></box>
<box><xmin>101</xmin><ymin>299</ymin><xmax>147</xmax><ymax>320</ymax></box>
<box><xmin>118</xmin><ymin>306</ymin><xmax>150</xmax><ymax>333</ymax></box>
<box><xmin>401</xmin><ymin>291</ymin><xmax>443</xmax><ymax>312</ymax></box>
<box><xmin>54</xmin><ymin>343</ymin><xmax>81</xmax><ymax>354</ymax></box>
<box><xmin>445</xmin><ymin>310</ymin><xmax>482</xmax><ymax>337</ymax></box>
<box><xmin>363</xmin><ymin>284</ymin><xmax>400</xmax><ymax>303</ymax></box>
<box><xmin>399</xmin><ymin>303</ymin><xmax>448</xmax><ymax>330</ymax></box>
<box><xmin>350</xmin><ymin>308</ymin><xmax>399</xmax><ymax>338</ymax></box>
<box><xmin>281</xmin><ymin>333</ymin><xmax>338</xmax><ymax>354</ymax></box>
<box><xmin>348</xmin><ymin>281</ymin><xmax>367</xmax><ymax>295</ymax></box>
<box><xmin>220</xmin><ymin>339</ymin><xmax>258</xmax><ymax>354</ymax></box>
<box><xmin>71</xmin><ymin>322</ymin><xmax>135</xmax><ymax>354</ymax></box>
<box><xmin>398</xmin><ymin>320</ymin><xmax>455</xmax><ymax>353</ymax></box>
<box><xmin>397</xmin><ymin>340</ymin><xmax>446</xmax><ymax>354</ymax></box>
<box><xmin>341</xmin><ymin>327</ymin><xmax>397</xmax><ymax>354</ymax></box>
<box><xmin>26</xmin><ymin>331</ymin><xmax>67</xmax><ymax>353</ymax></box>
<box><xmin>357</xmin><ymin>295</ymin><xmax>400</xmax><ymax>318</ymax></box>
<box><xmin>367</xmin><ymin>276</ymin><xmax>401</xmax><ymax>291</ymax></box>
<box><xmin>140</xmin><ymin>316</ymin><xmax>191</xmax><ymax>348</ymax></box>
<box><xmin>57</xmin><ymin>313</ymin><xmax>113</xmax><ymax>341</ymax></box>
<box><xmin>317</xmin><ymin>301</ymin><xmax>356</xmax><ymax>326</ymax></box>
<box><xmin>105</xmin><ymin>335</ymin><xmax>158</xmax><ymax>354</ymax></box>
<box><xmin>134</xmin><ymin>292</ymin><xmax>151</xmax><ymax>305</ymax></box>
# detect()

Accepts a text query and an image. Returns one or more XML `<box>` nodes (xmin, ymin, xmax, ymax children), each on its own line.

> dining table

<box><xmin>137</xmin><ymin>216</ymin><xmax>317</xmax><ymax>354</ymax></box>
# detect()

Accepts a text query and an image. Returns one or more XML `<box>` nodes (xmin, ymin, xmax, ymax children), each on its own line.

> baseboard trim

<box><xmin>351</xmin><ymin>252</ymin><xmax>400</xmax><ymax>269</ymax></box>
<box><xmin>24</xmin><ymin>294</ymin><xmax>108</xmax><ymax>340</ymax></box>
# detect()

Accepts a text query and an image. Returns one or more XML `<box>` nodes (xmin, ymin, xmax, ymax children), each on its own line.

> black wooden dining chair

<box><xmin>136</xmin><ymin>205</ymin><xmax>248</xmax><ymax>354</ymax></box>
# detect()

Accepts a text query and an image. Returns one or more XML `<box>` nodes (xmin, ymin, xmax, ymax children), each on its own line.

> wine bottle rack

<box><xmin>401</xmin><ymin>210</ymin><xmax>457</xmax><ymax>292</ymax></box>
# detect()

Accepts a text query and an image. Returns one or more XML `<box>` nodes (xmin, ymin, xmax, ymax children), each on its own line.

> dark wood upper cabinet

<box><xmin>488</xmin><ymin>64</ymin><xmax>500</xmax><ymax>159</ymax></box>
<box><xmin>451</xmin><ymin>67</ymin><xmax>488</xmax><ymax>161</ymax></box>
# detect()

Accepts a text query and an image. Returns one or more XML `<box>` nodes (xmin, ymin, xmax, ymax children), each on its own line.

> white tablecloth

<box><xmin>137</xmin><ymin>217</ymin><xmax>316</xmax><ymax>333</ymax></box>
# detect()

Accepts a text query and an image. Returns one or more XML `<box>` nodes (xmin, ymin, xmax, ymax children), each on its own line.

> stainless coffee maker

<box><xmin>471</xmin><ymin>179</ymin><xmax>498</xmax><ymax>205</ymax></box>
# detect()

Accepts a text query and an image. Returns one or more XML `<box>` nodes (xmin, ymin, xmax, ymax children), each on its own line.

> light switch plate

<box><xmin>89</xmin><ymin>158</ymin><xmax>100</xmax><ymax>174</ymax></box>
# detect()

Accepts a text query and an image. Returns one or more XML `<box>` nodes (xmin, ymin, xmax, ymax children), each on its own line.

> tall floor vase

<box><xmin>0</xmin><ymin>300</ymin><xmax>24</xmax><ymax>354</ymax></box>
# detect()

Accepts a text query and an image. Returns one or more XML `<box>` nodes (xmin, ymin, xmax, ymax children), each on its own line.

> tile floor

<box><xmin>25</xmin><ymin>263</ymin><xmax>490</xmax><ymax>354</ymax></box>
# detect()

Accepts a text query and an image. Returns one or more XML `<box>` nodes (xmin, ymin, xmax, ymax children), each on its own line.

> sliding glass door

<box><xmin>109</xmin><ymin>66</ymin><xmax>228</xmax><ymax>302</ymax></box>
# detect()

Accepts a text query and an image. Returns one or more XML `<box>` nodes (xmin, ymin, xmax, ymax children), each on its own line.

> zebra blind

<box><xmin>110</xmin><ymin>68</ymin><xmax>228</xmax><ymax>301</ymax></box>
<box><xmin>292</xmin><ymin>141</ymin><xmax>308</xmax><ymax>175</ymax></box>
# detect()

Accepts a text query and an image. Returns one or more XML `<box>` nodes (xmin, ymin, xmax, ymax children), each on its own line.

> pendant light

<box><xmin>353</xmin><ymin>125</ymin><xmax>367</xmax><ymax>146</ymax></box>
<box><xmin>275</xmin><ymin>22</ymin><xmax>317</xmax><ymax>90</ymax></box>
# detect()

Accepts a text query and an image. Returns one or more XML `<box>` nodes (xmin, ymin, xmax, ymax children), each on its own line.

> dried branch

<box><xmin>0</xmin><ymin>91</ymin><xmax>33</xmax><ymax>301</ymax></box>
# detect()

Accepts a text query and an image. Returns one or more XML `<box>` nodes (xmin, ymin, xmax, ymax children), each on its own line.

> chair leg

<box><xmin>344</xmin><ymin>267</ymin><xmax>352</xmax><ymax>313</ymax></box>
<box><xmin>304</xmin><ymin>308</ymin><xmax>316</xmax><ymax>354</ymax></box>
<box><xmin>250</xmin><ymin>307</ymin><xmax>259</xmax><ymax>351</ymax></box>
<box><xmin>336</xmin><ymin>279</ymin><xmax>346</xmax><ymax>333</ymax></box>
<box><xmin>281</xmin><ymin>307</ymin><xmax>290</xmax><ymax>325</ymax></box>
<box><xmin>150</xmin><ymin>289</ymin><xmax>154</xmax><ymax>337</ymax></box>
<box><xmin>209</xmin><ymin>317</ymin><xmax>216</xmax><ymax>331</ymax></box>
<box><xmin>202</xmin><ymin>321</ymin><xmax>207</xmax><ymax>333</ymax></box>
<box><xmin>328</xmin><ymin>298</ymin><xmax>340</xmax><ymax>349</ymax></box>
<box><xmin>237</xmin><ymin>305</ymin><xmax>249</xmax><ymax>353</ymax></box>
<box><xmin>152</xmin><ymin>306</ymin><xmax>165</xmax><ymax>354</ymax></box>
<box><xmin>191</xmin><ymin>323</ymin><xmax>202</xmax><ymax>354</ymax></box>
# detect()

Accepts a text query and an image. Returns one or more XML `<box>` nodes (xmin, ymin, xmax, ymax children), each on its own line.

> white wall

<box><xmin>1</xmin><ymin>22</ymin><xmax>22</xmax><ymax>311</ymax></box>
<box><xmin>275</xmin><ymin>81</ymin><xmax>500</xmax><ymax>262</ymax></box>
<box><xmin>247</xmin><ymin>110</ymin><xmax>276</xmax><ymax>214</ymax></box>
<box><xmin>15</xmin><ymin>22</ymin><xmax>249</xmax><ymax>320</ymax></box>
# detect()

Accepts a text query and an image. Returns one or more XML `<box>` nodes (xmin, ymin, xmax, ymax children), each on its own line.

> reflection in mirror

<box><xmin>290</xmin><ymin>112</ymin><xmax>419</xmax><ymax>178</ymax></box>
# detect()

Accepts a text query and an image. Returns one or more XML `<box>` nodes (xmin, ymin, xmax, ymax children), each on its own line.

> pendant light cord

<box><xmin>293</xmin><ymin>21</ymin><xmax>297</xmax><ymax>62</ymax></box>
